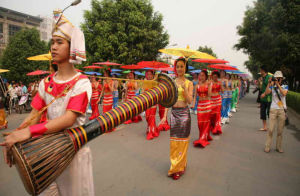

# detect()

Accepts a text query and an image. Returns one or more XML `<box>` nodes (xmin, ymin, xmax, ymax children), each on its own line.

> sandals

<box><xmin>259</xmin><ymin>128</ymin><xmax>267</xmax><ymax>131</ymax></box>
<box><xmin>276</xmin><ymin>149</ymin><xmax>284</xmax><ymax>153</ymax></box>
<box><xmin>264</xmin><ymin>148</ymin><xmax>270</xmax><ymax>153</ymax></box>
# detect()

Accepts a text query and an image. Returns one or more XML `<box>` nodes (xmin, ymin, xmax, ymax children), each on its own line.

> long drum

<box><xmin>11</xmin><ymin>73</ymin><xmax>178</xmax><ymax>196</ymax></box>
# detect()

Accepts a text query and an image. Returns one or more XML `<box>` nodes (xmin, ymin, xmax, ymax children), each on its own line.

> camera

<box><xmin>271</xmin><ymin>77</ymin><xmax>277</xmax><ymax>82</ymax></box>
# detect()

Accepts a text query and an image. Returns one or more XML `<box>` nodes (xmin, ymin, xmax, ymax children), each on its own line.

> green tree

<box><xmin>189</xmin><ymin>45</ymin><xmax>218</xmax><ymax>70</ymax></box>
<box><xmin>197</xmin><ymin>45</ymin><xmax>217</xmax><ymax>58</ymax></box>
<box><xmin>235</xmin><ymin>0</ymin><xmax>300</xmax><ymax>89</ymax></box>
<box><xmin>81</xmin><ymin>0</ymin><xmax>169</xmax><ymax>65</ymax></box>
<box><xmin>0</xmin><ymin>28</ymin><xmax>48</xmax><ymax>84</ymax></box>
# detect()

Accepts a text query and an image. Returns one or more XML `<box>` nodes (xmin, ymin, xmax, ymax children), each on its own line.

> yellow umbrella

<box><xmin>159</xmin><ymin>45</ymin><xmax>216</xmax><ymax>59</ymax></box>
<box><xmin>27</xmin><ymin>52</ymin><xmax>52</xmax><ymax>61</ymax></box>
<box><xmin>0</xmin><ymin>69</ymin><xmax>9</xmax><ymax>73</ymax></box>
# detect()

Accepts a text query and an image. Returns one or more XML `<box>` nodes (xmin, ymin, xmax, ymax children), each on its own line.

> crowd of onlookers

<box><xmin>2</xmin><ymin>80</ymin><xmax>40</xmax><ymax>113</ymax></box>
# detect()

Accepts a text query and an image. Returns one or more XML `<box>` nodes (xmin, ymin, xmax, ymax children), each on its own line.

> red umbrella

<box><xmin>137</xmin><ymin>61</ymin><xmax>170</xmax><ymax>68</ymax></box>
<box><xmin>84</xmin><ymin>65</ymin><xmax>104</xmax><ymax>69</ymax></box>
<box><xmin>152</xmin><ymin>67</ymin><xmax>174</xmax><ymax>72</ymax></box>
<box><xmin>193</xmin><ymin>59</ymin><xmax>229</xmax><ymax>64</ymax></box>
<box><xmin>208</xmin><ymin>64</ymin><xmax>238</xmax><ymax>71</ymax></box>
<box><xmin>27</xmin><ymin>70</ymin><xmax>50</xmax><ymax>76</ymax></box>
<box><xmin>121</xmin><ymin>64</ymin><xmax>144</xmax><ymax>70</ymax></box>
<box><xmin>93</xmin><ymin>61</ymin><xmax>122</xmax><ymax>66</ymax></box>
<box><xmin>75</xmin><ymin>69</ymin><xmax>83</xmax><ymax>72</ymax></box>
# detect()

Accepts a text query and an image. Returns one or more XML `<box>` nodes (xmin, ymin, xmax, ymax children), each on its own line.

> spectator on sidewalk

<box><xmin>264</xmin><ymin>71</ymin><xmax>288</xmax><ymax>153</ymax></box>
<box><xmin>259</xmin><ymin>66</ymin><xmax>272</xmax><ymax>131</ymax></box>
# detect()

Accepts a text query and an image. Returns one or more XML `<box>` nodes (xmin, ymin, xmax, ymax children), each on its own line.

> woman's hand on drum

<box><xmin>1</xmin><ymin>128</ymin><xmax>31</xmax><ymax>149</ymax></box>
<box><xmin>1</xmin><ymin>128</ymin><xmax>31</xmax><ymax>166</ymax></box>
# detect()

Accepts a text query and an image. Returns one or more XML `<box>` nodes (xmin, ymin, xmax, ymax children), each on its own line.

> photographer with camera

<box><xmin>259</xmin><ymin>66</ymin><xmax>272</xmax><ymax>131</ymax></box>
<box><xmin>263</xmin><ymin>71</ymin><xmax>288</xmax><ymax>153</ymax></box>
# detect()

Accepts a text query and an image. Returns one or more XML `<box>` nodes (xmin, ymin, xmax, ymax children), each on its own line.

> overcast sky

<box><xmin>1</xmin><ymin>0</ymin><xmax>254</xmax><ymax>74</ymax></box>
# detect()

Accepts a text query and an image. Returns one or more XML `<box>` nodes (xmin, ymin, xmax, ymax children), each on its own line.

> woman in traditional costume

<box><xmin>1</xmin><ymin>9</ymin><xmax>94</xmax><ymax>196</ymax></box>
<box><xmin>210</xmin><ymin>70</ymin><xmax>223</xmax><ymax>134</ymax></box>
<box><xmin>144</xmin><ymin>70</ymin><xmax>159</xmax><ymax>140</ymax></box>
<box><xmin>89</xmin><ymin>75</ymin><xmax>102</xmax><ymax>120</ymax></box>
<box><xmin>226</xmin><ymin>73</ymin><xmax>233</xmax><ymax>122</ymax></box>
<box><xmin>193</xmin><ymin>69</ymin><xmax>212</xmax><ymax>147</ymax></box>
<box><xmin>160</xmin><ymin>57</ymin><xmax>193</xmax><ymax>180</ymax></box>
<box><xmin>112</xmin><ymin>74</ymin><xmax>119</xmax><ymax>108</ymax></box>
<box><xmin>220</xmin><ymin>70</ymin><xmax>229</xmax><ymax>124</ymax></box>
<box><xmin>124</xmin><ymin>71</ymin><xmax>142</xmax><ymax>124</ymax></box>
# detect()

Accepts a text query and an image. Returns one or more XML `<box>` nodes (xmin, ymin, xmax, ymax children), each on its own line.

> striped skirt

<box><xmin>210</xmin><ymin>95</ymin><xmax>222</xmax><ymax>134</ymax></box>
<box><xmin>194</xmin><ymin>100</ymin><xmax>211</xmax><ymax>147</ymax></box>
<box><xmin>103</xmin><ymin>94</ymin><xmax>113</xmax><ymax>113</ymax></box>
<box><xmin>168</xmin><ymin>107</ymin><xmax>191</xmax><ymax>176</ymax></box>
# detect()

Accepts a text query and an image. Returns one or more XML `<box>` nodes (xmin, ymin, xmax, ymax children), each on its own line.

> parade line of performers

<box><xmin>0</xmin><ymin>9</ymin><xmax>249</xmax><ymax>196</ymax></box>
<box><xmin>87</xmin><ymin>63</ymin><xmax>248</xmax><ymax>181</ymax></box>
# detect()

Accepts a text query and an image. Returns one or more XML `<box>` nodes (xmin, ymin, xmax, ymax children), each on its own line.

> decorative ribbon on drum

<box><xmin>11</xmin><ymin>73</ymin><xmax>178</xmax><ymax>196</ymax></box>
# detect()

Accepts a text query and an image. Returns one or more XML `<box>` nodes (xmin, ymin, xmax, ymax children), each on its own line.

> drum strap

<box><xmin>17</xmin><ymin>75</ymin><xmax>80</xmax><ymax>130</ymax></box>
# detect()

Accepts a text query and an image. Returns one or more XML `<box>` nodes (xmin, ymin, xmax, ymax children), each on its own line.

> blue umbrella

<box><xmin>84</xmin><ymin>71</ymin><xmax>102</xmax><ymax>76</ymax></box>
<box><xmin>111</xmin><ymin>72</ymin><xmax>121</xmax><ymax>76</ymax></box>
<box><xmin>135</xmin><ymin>71</ymin><xmax>145</xmax><ymax>76</ymax></box>
<box><xmin>188</xmin><ymin>66</ymin><xmax>195</xmax><ymax>70</ymax></box>
<box><xmin>191</xmin><ymin>69</ymin><xmax>201</xmax><ymax>73</ymax></box>
<box><xmin>111</xmin><ymin>68</ymin><xmax>122</xmax><ymax>72</ymax></box>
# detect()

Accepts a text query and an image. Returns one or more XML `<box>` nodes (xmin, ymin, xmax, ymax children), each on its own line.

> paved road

<box><xmin>1</xmin><ymin>92</ymin><xmax>300</xmax><ymax>196</ymax></box>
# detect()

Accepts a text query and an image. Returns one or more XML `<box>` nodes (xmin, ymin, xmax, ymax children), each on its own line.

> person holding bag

<box><xmin>263</xmin><ymin>71</ymin><xmax>288</xmax><ymax>153</ymax></box>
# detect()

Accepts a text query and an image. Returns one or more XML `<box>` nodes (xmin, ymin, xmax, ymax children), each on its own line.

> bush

<box><xmin>286</xmin><ymin>91</ymin><xmax>300</xmax><ymax>114</ymax></box>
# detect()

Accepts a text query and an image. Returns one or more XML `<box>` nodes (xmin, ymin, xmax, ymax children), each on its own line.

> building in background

<box><xmin>39</xmin><ymin>15</ymin><xmax>53</xmax><ymax>42</ymax></box>
<box><xmin>0</xmin><ymin>7</ymin><xmax>45</xmax><ymax>56</ymax></box>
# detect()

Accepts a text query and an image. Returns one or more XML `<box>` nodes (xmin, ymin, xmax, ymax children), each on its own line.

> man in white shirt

<box><xmin>264</xmin><ymin>71</ymin><xmax>288</xmax><ymax>153</ymax></box>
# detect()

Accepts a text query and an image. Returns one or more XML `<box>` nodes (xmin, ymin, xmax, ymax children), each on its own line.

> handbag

<box><xmin>273</xmin><ymin>86</ymin><xmax>289</xmax><ymax>126</ymax></box>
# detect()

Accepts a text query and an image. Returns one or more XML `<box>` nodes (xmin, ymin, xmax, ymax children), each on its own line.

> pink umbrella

<box><xmin>121</xmin><ymin>65</ymin><xmax>144</xmax><ymax>70</ymax></box>
<box><xmin>27</xmin><ymin>70</ymin><xmax>50</xmax><ymax>76</ymax></box>
<box><xmin>193</xmin><ymin>59</ymin><xmax>229</xmax><ymax>64</ymax></box>
<box><xmin>137</xmin><ymin>61</ymin><xmax>170</xmax><ymax>68</ymax></box>
<box><xmin>93</xmin><ymin>61</ymin><xmax>123</xmax><ymax>66</ymax></box>
<box><xmin>208</xmin><ymin>64</ymin><xmax>238</xmax><ymax>71</ymax></box>
<box><xmin>84</xmin><ymin>65</ymin><xmax>104</xmax><ymax>69</ymax></box>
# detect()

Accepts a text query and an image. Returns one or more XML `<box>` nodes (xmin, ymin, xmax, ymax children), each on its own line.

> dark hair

<box><xmin>51</xmin><ymin>63</ymin><xmax>58</xmax><ymax>72</ymax></box>
<box><xmin>174</xmin><ymin>57</ymin><xmax>189</xmax><ymax>73</ymax></box>
<box><xmin>212</xmin><ymin>70</ymin><xmax>220</xmax><ymax>78</ymax></box>
<box><xmin>260</xmin><ymin>65</ymin><xmax>268</xmax><ymax>73</ymax></box>
<box><xmin>201</xmin><ymin>69</ymin><xmax>208</xmax><ymax>80</ymax></box>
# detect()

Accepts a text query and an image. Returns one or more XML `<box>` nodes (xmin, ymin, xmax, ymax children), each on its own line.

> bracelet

<box><xmin>29</xmin><ymin>121</ymin><xmax>48</xmax><ymax>138</ymax></box>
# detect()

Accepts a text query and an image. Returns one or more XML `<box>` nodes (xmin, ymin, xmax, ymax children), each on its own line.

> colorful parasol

<box><xmin>27</xmin><ymin>52</ymin><xmax>52</xmax><ymax>61</ymax></box>
<box><xmin>75</xmin><ymin>69</ymin><xmax>83</xmax><ymax>72</ymax></box>
<box><xmin>159</xmin><ymin>45</ymin><xmax>216</xmax><ymax>59</ymax></box>
<box><xmin>27</xmin><ymin>70</ymin><xmax>50</xmax><ymax>76</ymax></box>
<box><xmin>192</xmin><ymin>59</ymin><xmax>229</xmax><ymax>64</ymax></box>
<box><xmin>93</xmin><ymin>61</ymin><xmax>122</xmax><ymax>66</ymax></box>
<box><xmin>111</xmin><ymin>68</ymin><xmax>122</xmax><ymax>72</ymax></box>
<box><xmin>84</xmin><ymin>71</ymin><xmax>102</xmax><ymax>76</ymax></box>
<box><xmin>137</xmin><ymin>61</ymin><xmax>170</xmax><ymax>68</ymax></box>
<box><xmin>84</xmin><ymin>65</ymin><xmax>104</xmax><ymax>69</ymax></box>
<box><xmin>208</xmin><ymin>64</ymin><xmax>238</xmax><ymax>71</ymax></box>
<box><xmin>121</xmin><ymin>65</ymin><xmax>144</xmax><ymax>70</ymax></box>
<box><xmin>0</xmin><ymin>69</ymin><xmax>10</xmax><ymax>73</ymax></box>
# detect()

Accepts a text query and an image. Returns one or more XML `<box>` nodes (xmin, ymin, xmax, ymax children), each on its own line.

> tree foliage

<box><xmin>0</xmin><ymin>28</ymin><xmax>48</xmax><ymax>84</ymax></box>
<box><xmin>189</xmin><ymin>45</ymin><xmax>218</xmax><ymax>70</ymax></box>
<box><xmin>197</xmin><ymin>45</ymin><xmax>217</xmax><ymax>58</ymax></box>
<box><xmin>235</xmin><ymin>0</ymin><xmax>300</xmax><ymax>88</ymax></box>
<box><xmin>81</xmin><ymin>0</ymin><xmax>169</xmax><ymax>65</ymax></box>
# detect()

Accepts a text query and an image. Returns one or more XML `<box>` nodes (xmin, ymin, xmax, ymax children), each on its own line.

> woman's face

<box><xmin>145</xmin><ymin>71</ymin><xmax>154</xmax><ymax>80</ymax></box>
<box><xmin>212</xmin><ymin>74</ymin><xmax>218</xmax><ymax>82</ymax></box>
<box><xmin>199</xmin><ymin>72</ymin><xmax>207</xmax><ymax>81</ymax></box>
<box><xmin>128</xmin><ymin>72</ymin><xmax>134</xmax><ymax>79</ymax></box>
<box><xmin>193</xmin><ymin>74</ymin><xmax>198</xmax><ymax>80</ymax></box>
<box><xmin>51</xmin><ymin>36</ymin><xmax>70</xmax><ymax>63</ymax></box>
<box><xmin>175</xmin><ymin>60</ymin><xmax>186</xmax><ymax>76</ymax></box>
<box><xmin>104</xmin><ymin>71</ymin><xmax>109</xmax><ymax>77</ymax></box>
<box><xmin>226</xmin><ymin>74</ymin><xmax>230</xmax><ymax>80</ymax></box>
<box><xmin>220</xmin><ymin>71</ymin><xmax>225</xmax><ymax>77</ymax></box>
